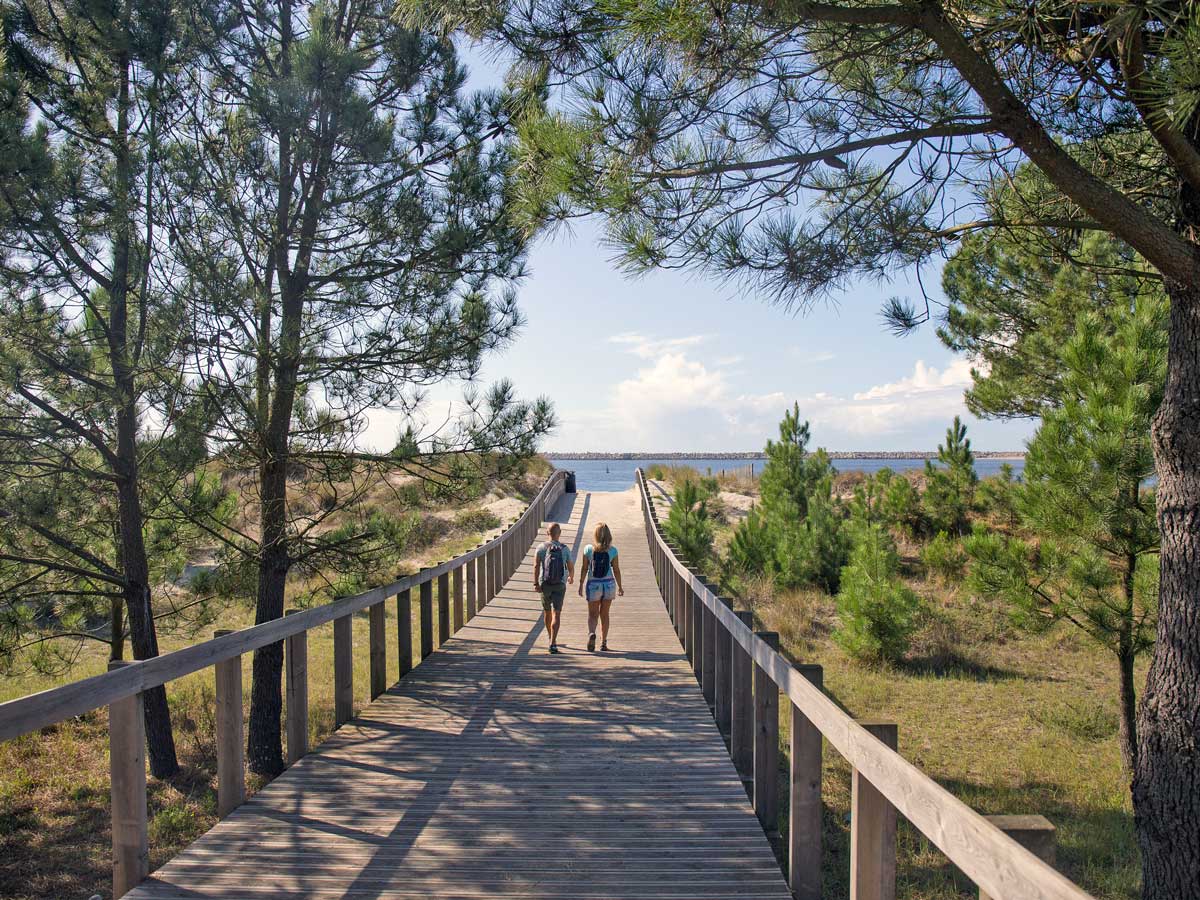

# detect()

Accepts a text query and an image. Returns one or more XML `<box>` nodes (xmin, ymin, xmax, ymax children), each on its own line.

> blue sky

<box><xmin>362</xmin><ymin>43</ymin><xmax>1039</xmax><ymax>455</ymax></box>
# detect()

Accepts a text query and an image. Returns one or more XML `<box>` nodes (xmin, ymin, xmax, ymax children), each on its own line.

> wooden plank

<box><xmin>453</xmin><ymin>565</ymin><xmax>465</xmax><ymax>632</ymax></box>
<box><xmin>789</xmin><ymin>664</ymin><xmax>824</xmax><ymax>900</ymax></box>
<box><xmin>396</xmin><ymin>589</ymin><xmax>412</xmax><ymax>679</ymax></box>
<box><xmin>714</xmin><ymin>597</ymin><xmax>733</xmax><ymax>742</ymax></box>
<box><xmin>108</xmin><ymin>661</ymin><xmax>147</xmax><ymax>898</ymax></box>
<box><xmin>285</xmin><ymin>610</ymin><xmax>308</xmax><ymax>766</ymax></box>
<box><xmin>369</xmin><ymin>602</ymin><xmax>387</xmax><ymax>701</ymax></box>
<box><xmin>419</xmin><ymin>578</ymin><xmax>433</xmax><ymax>660</ymax></box>
<box><xmin>852</xmin><ymin>721</ymin><xmax>898</xmax><ymax>900</ymax></box>
<box><xmin>753</xmin><ymin>631</ymin><xmax>780</xmax><ymax>834</ymax></box>
<box><xmin>333</xmin><ymin>615</ymin><xmax>353</xmax><ymax>728</ymax></box>
<box><xmin>731</xmin><ymin>610</ymin><xmax>755</xmax><ymax>783</ymax></box>
<box><xmin>213</xmin><ymin>631</ymin><xmax>245</xmax><ymax>818</ymax></box>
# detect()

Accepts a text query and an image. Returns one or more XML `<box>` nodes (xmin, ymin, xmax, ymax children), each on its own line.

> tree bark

<box><xmin>109</xmin><ymin>37</ymin><xmax>177</xmax><ymax>780</ymax></box>
<box><xmin>1135</xmin><ymin>276</ymin><xmax>1200</xmax><ymax>900</ymax></box>
<box><xmin>1117</xmin><ymin>644</ymin><xmax>1138</xmax><ymax>777</ymax></box>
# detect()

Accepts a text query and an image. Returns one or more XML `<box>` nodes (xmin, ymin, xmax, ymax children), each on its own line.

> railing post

<box><xmin>285</xmin><ymin>609</ymin><xmax>308</xmax><ymax>765</ymax></box>
<box><xmin>369</xmin><ymin>601</ymin><xmax>387</xmax><ymax>701</ymax></box>
<box><xmin>701</xmin><ymin>587</ymin><xmax>716</xmax><ymax>707</ymax></box>
<box><xmin>453</xmin><ymin>564</ymin><xmax>464</xmax><ymax>632</ymax></box>
<box><xmin>108</xmin><ymin>660</ymin><xmax>147</xmax><ymax>899</ymax></box>
<box><xmin>438</xmin><ymin>570</ymin><xmax>451</xmax><ymax>645</ymax></box>
<box><xmin>714</xmin><ymin>596</ymin><xmax>734</xmax><ymax>742</ymax></box>
<box><xmin>476</xmin><ymin>553</ymin><xmax>487</xmax><ymax>610</ymax></box>
<box><xmin>754</xmin><ymin>631</ymin><xmax>780</xmax><ymax>834</ymax></box>
<box><xmin>333</xmin><ymin>613</ymin><xmax>354</xmax><ymax>727</ymax></box>
<box><xmin>790</xmin><ymin>663</ymin><xmax>824</xmax><ymax>900</ymax></box>
<box><xmin>979</xmin><ymin>817</ymin><xmax>1056</xmax><ymax>900</ymax></box>
<box><xmin>397</xmin><ymin>588</ymin><xmax>413</xmax><ymax>678</ymax></box>
<box><xmin>691</xmin><ymin>572</ymin><xmax>705</xmax><ymax>680</ymax></box>
<box><xmin>466</xmin><ymin>553</ymin><xmax>478</xmax><ymax>620</ymax></box>
<box><xmin>213</xmin><ymin>630</ymin><xmax>245</xmax><ymax>818</ymax></box>
<box><xmin>851</xmin><ymin>721</ymin><xmax>899</xmax><ymax>900</ymax></box>
<box><xmin>487</xmin><ymin>546</ymin><xmax>498</xmax><ymax>603</ymax></box>
<box><xmin>419</xmin><ymin>575</ymin><xmax>434</xmax><ymax>658</ymax></box>
<box><xmin>730</xmin><ymin>610</ymin><xmax>755</xmax><ymax>786</ymax></box>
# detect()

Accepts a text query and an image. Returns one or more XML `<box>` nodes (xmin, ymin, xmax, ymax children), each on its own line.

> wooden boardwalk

<box><xmin>127</xmin><ymin>488</ymin><xmax>792</xmax><ymax>899</ymax></box>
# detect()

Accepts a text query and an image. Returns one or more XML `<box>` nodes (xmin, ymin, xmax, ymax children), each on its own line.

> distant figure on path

<box><xmin>533</xmin><ymin>523</ymin><xmax>574</xmax><ymax>653</ymax></box>
<box><xmin>578</xmin><ymin>522</ymin><xmax>624</xmax><ymax>652</ymax></box>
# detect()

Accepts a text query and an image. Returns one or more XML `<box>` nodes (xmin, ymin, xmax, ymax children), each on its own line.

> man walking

<box><xmin>533</xmin><ymin>523</ymin><xmax>574</xmax><ymax>653</ymax></box>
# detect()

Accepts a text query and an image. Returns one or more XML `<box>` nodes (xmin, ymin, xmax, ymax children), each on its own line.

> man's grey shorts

<box><xmin>540</xmin><ymin>583</ymin><xmax>566</xmax><ymax>612</ymax></box>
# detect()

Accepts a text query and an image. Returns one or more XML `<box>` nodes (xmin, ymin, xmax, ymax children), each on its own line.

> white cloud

<box><xmin>550</xmin><ymin>335</ymin><xmax>979</xmax><ymax>450</ymax></box>
<box><xmin>608</xmin><ymin>332</ymin><xmax>709</xmax><ymax>359</ymax></box>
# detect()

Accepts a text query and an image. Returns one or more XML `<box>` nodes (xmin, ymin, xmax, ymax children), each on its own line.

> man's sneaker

<box><xmin>587</xmin><ymin>633</ymin><xmax>596</xmax><ymax>652</ymax></box>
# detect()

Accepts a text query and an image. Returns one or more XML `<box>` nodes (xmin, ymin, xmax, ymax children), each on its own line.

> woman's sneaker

<box><xmin>587</xmin><ymin>633</ymin><xmax>596</xmax><ymax>652</ymax></box>
<box><xmin>549</xmin><ymin>644</ymin><xmax>558</xmax><ymax>654</ymax></box>
<box><xmin>600</xmin><ymin>643</ymin><xmax>611</xmax><ymax>652</ymax></box>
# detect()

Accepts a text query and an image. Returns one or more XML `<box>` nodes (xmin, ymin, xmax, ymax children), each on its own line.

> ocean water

<box><xmin>549</xmin><ymin>456</ymin><xmax>1025</xmax><ymax>492</ymax></box>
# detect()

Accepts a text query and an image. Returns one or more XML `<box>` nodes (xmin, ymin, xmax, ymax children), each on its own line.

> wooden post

<box><xmin>754</xmin><ymin>631</ymin><xmax>780</xmax><ymax>834</ymax></box>
<box><xmin>369</xmin><ymin>601</ymin><xmax>387</xmax><ymax>701</ymax></box>
<box><xmin>979</xmin><ymin>817</ymin><xmax>1056</xmax><ymax>900</ymax></box>
<box><xmin>701</xmin><ymin>592</ymin><xmax>717</xmax><ymax>708</ymax></box>
<box><xmin>714</xmin><ymin>597</ymin><xmax>734</xmax><ymax>742</ymax></box>
<box><xmin>213</xmin><ymin>630</ymin><xmax>245</xmax><ymax>818</ymax></box>
<box><xmin>397</xmin><ymin>589</ymin><xmax>413</xmax><ymax>678</ymax></box>
<box><xmin>485</xmin><ymin>547</ymin><xmax>496</xmax><ymax>603</ymax></box>
<box><xmin>691</xmin><ymin>573</ymin><xmax>704</xmax><ymax>680</ymax></box>
<box><xmin>730</xmin><ymin>610</ymin><xmax>755</xmax><ymax>785</ymax></box>
<box><xmin>108</xmin><ymin>661</ymin><xmax>147</xmax><ymax>898</ymax></box>
<box><xmin>466</xmin><ymin>554</ymin><xmax>478</xmax><ymax>620</ymax></box>
<box><xmin>438</xmin><ymin>570</ymin><xmax>450</xmax><ymax>645</ymax></box>
<box><xmin>453</xmin><ymin>565</ymin><xmax>465</xmax><ymax>632</ymax></box>
<box><xmin>334</xmin><ymin>614</ymin><xmax>354</xmax><ymax>727</ymax></box>
<box><xmin>476</xmin><ymin>553</ymin><xmax>486</xmax><ymax>611</ymax></box>
<box><xmin>419</xmin><ymin>577</ymin><xmax>434</xmax><ymax>659</ymax></box>
<box><xmin>790</xmin><ymin>664</ymin><xmax>825</xmax><ymax>900</ymax></box>
<box><xmin>851</xmin><ymin>721</ymin><xmax>899</xmax><ymax>900</ymax></box>
<box><xmin>285</xmin><ymin>609</ymin><xmax>308</xmax><ymax>765</ymax></box>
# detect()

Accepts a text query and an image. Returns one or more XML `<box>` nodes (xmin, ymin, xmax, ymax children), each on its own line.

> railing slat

<box><xmin>108</xmin><ymin>660</ymin><xmax>147</xmax><ymax>899</ymax></box>
<box><xmin>285</xmin><ymin>609</ymin><xmax>308</xmax><ymax>765</ymax></box>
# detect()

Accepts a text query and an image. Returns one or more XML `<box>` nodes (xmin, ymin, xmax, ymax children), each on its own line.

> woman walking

<box><xmin>578</xmin><ymin>521</ymin><xmax>624</xmax><ymax>651</ymax></box>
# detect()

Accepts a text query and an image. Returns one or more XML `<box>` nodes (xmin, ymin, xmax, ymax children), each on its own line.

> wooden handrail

<box><xmin>634</xmin><ymin>468</ymin><xmax>1095</xmax><ymax>900</ymax></box>
<box><xmin>0</xmin><ymin>468</ymin><xmax>567</xmax><ymax>743</ymax></box>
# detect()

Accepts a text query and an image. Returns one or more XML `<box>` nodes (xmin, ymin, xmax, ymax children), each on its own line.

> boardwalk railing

<box><xmin>0</xmin><ymin>468</ymin><xmax>568</xmax><ymax>898</ymax></box>
<box><xmin>635</xmin><ymin>468</ymin><xmax>1093</xmax><ymax>900</ymax></box>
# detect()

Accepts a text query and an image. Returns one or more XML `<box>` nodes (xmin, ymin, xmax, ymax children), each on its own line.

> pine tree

<box><xmin>665</xmin><ymin>478</ymin><xmax>713</xmax><ymax>565</ymax></box>
<box><xmin>0</xmin><ymin>0</ymin><xmax>218</xmax><ymax>778</ymax></box>
<box><xmin>923</xmin><ymin>417</ymin><xmax>977</xmax><ymax>536</ymax></box>
<box><xmin>835</xmin><ymin>524</ymin><xmax>923</xmax><ymax>664</ymax></box>
<box><xmin>968</xmin><ymin>300</ymin><xmax>1164</xmax><ymax>775</ymax></box>
<box><xmin>168</xmin><ymin>0</ymin><xmax>552</xmax><ymax>775</ymax></box>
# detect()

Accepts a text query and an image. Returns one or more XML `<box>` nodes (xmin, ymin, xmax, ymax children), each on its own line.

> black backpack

<box><xmin>590</xmin><ymin>548</ymin><xmax>611</xmax><ymax>579</ymax></box>
<box><xmin>543</xmin><ymin>542</ymin><xmax>566</xmax><ymax>585</ymax></box>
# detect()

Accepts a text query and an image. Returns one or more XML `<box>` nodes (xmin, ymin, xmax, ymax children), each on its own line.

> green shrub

<box><xmin>834</xmin><ymin>525</ymin><xmax>924</xmax><ymax>663</ymax></box>
<box><xmin>774</xmin><ymin>479</ymin><xmax>849</xmax><ymax>593</ymax></box>
<box><xmin>977</xmin><ymin>463</ymin><xmax>1020</xmax><ymax>529</ymax></box>
<box><xmin>921</xmin><ymin>531</ymin><xmax>967</xmax><ymax>584</ymax></box>
<box><xmin>665</xmin><ymin>478</ymin><xmax>714</xmax><ymax>563</ymax></box>
<box><xmin>454</xmin><ymin>507</ymin><xmax>502</xmax><ymax>533</ymax></box>
<box><xmin>726</xmin><ymin>505</ymin><xmax>772</xmax><ymax>576</ymax></box>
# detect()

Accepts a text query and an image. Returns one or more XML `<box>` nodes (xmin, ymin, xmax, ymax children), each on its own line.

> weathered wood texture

<box><xmin>125</xmin><ymin>489</ymin><xmax>790</xmax><ymax>900</ymax></box>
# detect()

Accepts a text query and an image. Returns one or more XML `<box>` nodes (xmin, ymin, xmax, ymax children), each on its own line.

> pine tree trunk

<box><xmin>246</xmin><ymin>286</ymin><xmax>303</xmax><ymax>777</ymax></box>
<box><xmin>1117</xmin><ymin>644</ymin><xmax>1138</xmax><ymax>777</ymax></box>
<box><xmin>109</xmin><ymin>41</ymin><xmax>177</xmax><ymax>780</ymax></box>
<box><xmin>1134</xmin><ymin>276</ymin><xmax>1200</xmax><ymax>900</ymax></box>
